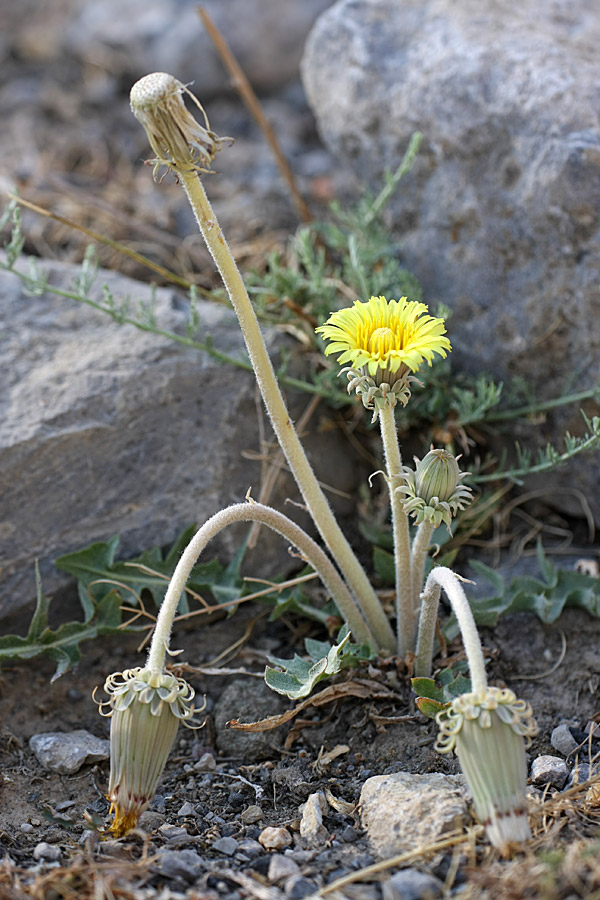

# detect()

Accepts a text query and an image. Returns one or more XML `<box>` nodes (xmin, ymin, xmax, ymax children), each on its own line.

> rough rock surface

<box><xmin>302</xmin><ymin>0</ymin><xmax>600</xmax><ymax>520</ymax></box>
<box><xmin>29</xmin><ymin>729</ymin><xmax>110</xmax><ymax>774</ymax></box>
<box><xmin>0</xmin><ymin>259</ymin><xmax>356</xmax><ymax>616</ymax></box>
<box><xmin>359</xmin><ymin>771</ymin><xmax>469</xmax><ymax>858</ymax></box>
<box><xmin>54</xmin><ymin>0</ymin><xmax>333</xmax><ymax>96</ymax></box>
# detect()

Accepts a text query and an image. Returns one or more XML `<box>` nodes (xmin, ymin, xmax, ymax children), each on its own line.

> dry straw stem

<box><xmin>130</xmin><ymin>73</ymin><xmax>395</xmax><ymax>653</ymax></box>
<box><xmin>8</xmin><ymin>192</ymin><xmax>196</xmax><ymax>292</ymax></box>
<box><xmin>319</xmin><ymin>828</ymin><xmax>481</xmax><ymax>896</ymax></box>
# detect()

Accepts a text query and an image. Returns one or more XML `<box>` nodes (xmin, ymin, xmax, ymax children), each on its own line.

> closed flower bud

<box><xmin>96</xmin><ymin>667</ymin><xmax>204</xmax><ymax>837</ymax></box>
<box><xmin>397</xmin><ymin>449</ymin><xmax>472</xmax><ymax>531</ymax></box>
<box><xmin>415</xmin><ymin>449</ymin><xmax>460</xmax><ymax>504</ymax></box>
<box><xmin>436</xmin><ymin>687</ymin><xmax>538</xmax><ymax>853</ymax></box>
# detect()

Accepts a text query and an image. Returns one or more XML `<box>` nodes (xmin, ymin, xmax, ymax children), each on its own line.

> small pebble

<box><xmin>568</xmin><ymin>763</ymin><xmax>592</xmax><ymax>787</ymax></box>
<box><xmin>299</xmin><ymin>792</ymin><xmax>327</xmax><ymax>845</ymax></box>
<box><xmin>250</xmin><ymin>856</ymin><xmax>272</xmax><ymax>877</ymax></box>
<box><xmin>20</xmin><ymin>823</ymin><xmax>34</xmax><ymax>834</ymax></box>
<box><xmin>268</xmin><ymin>854</ymin><xmax>300</xmax><ymax>883</ymax></box>
<box><xmin>237</xmin><ymin>838</ymin><xmax>263</xmax><ymax>857</ymax></box>
<box><xmin>29</xmin><ymin>730</ymin><xmax>109</xmax><ymax>775</ymax></box>
<box><xmin>33</xmin><ymin>842</ymin><xmax>61</xmax><ymax>862</ymax></box>
<box><xmin>177</xmin><ymin>801</ymin><xmax>195</xmax><ymax>817</ymax></box>
<box><xmin>138</xmin><ymin>811</ymin><xmax>166</xmax><ymax>832</ymax></box>
<box><xmin>159</xmin><ymin>823</ymin><xmax>189</xmax><ymax>840</ymax></box>
<box><xmin>341</xmin><ymin>824</ymin><xmax>358</xmax><ymax>842</ymax></box>
<box><xmin>531</xmin><ymin>755</ymin><xmax>569</xmax><ymax>789</ymax></box>
<box><xmin>212</xmin><ymin>836</ymin><xmax>239</xmax><ymax>856</ymax></box>
<box><xmin>258</xmin><ymin>826</ymin><xmax>293</xmax><ymax>850</ymax></box>
<box><xmin>241</xmin><ymin>804</ymin><xmax>263</xmax><ymax>825</ymax></box>
<box><xmin>550</xmin><ymin>724</ymin><xmax>578</xmax><ymax>757</ymax></box>
<box><xmin>194</xmin><ymin>752</ymin><xmax>216</xmax><ymax>771</ymax></box>
<box><xmin>158</xmin><ymin>849</ymin><xmax>205</xmax><ymax>883</ymax></box>
<box><xmin>285</xmin><ymin>875</ymin><xmax>317</xmax><ymax>899</ymax></box>
<box><xmin>382</xmin><ymin>868</ymin><xmax>443</xmax><ymax>900</ymax></box>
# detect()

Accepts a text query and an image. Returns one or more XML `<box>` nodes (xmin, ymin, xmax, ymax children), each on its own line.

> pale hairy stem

<box><xmin>411</xmin><ymin>520</ymin><xmax>434</xmax><ymax>614</ymax></box>
<box><xmin>146</xmin><ymin>502</ymin><xmax>377</xmax><ymax>672</ymax></box>
<box><xmin>414</xmin><ymin>566</ymin><xmax>487</xmax><ymax>694</ymax></box>
<box><xmin>378</xmin><ymin>405</ymin><xmax>413</xmax><ymax>657</ymax></box>
<box><xmin>177</xmin><ymin>170</ymin><xmax>395</xmax><ymax>654</ymax></box>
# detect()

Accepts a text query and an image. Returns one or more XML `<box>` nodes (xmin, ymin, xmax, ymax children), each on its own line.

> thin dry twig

<box><xmin>197</xmin><ymin>6</ymin><xmax>312</xmax><ymax>223</ymax></box>
<box><xmin>512</xmin><ymin>630</ymin><xmax>567</xmax><ymax>681</ymax></box>
<box><xmin>8</xmin><ymin>192</ymin><xmax>198</xmax><ymax>292</ymax></box>
<box><xmin>319</xmin><ymin>828</ymin><xmax>483</xmax><ymax>895</ymax></box>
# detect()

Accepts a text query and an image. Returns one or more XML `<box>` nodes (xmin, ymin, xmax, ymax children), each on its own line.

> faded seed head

<box><xmin>96</xmin><ymin>667</ymin><xmax>204</xmax><ymax>837</ymax></box>
<box><xmin>130</xmin><ymin>72</ymin><xmax>229</xmax><ymax>178</ymax></box>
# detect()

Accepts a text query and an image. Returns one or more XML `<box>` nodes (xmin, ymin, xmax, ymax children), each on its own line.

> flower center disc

<box><xmin>367</xmin><ymin>326</ymin><xmax>398</xmax><ymax>358</ymax></box>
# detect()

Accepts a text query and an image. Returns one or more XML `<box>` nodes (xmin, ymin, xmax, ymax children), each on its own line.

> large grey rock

<box><xmin>63</xmin><ymin>0</ymin><xmax>333</xmax><ymax>95</ymax></box>
<box><xmin>302</xmin><ymin>0</ymin><xmax>600</xmax><ymax>520</ymax></box>
<box><xmin>0</xmin><ymin>259</ymin><xmax>356</xmax><ymax>617</ymax></box>
<box><xmin>359</xmin><ymin>771</ymin><xmax>469</xmax><ymax>858</ymax></box>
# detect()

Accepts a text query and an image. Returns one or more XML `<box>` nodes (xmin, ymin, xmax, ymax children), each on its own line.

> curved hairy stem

<box><xmin>414</xmin><ymin>566</ymin><xmax>486</xmax><ymax>694</ymax></box>
<box><xmin>146</xmin><ymin>502</ymin><xmax>377</xmax><ymax>672</ymax></box>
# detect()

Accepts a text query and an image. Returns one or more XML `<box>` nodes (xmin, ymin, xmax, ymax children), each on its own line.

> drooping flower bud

<box><xmin>397</xmin><ymin>449</ymin><xmax>472</xmax><ymax>530</ymax></box>
<box><xmin>436</xmin><ymin>687</ymin><xmax>538</xmax><ymax>853</ymax></box>
<box><xmin>96</xmin><ymin>667</ymin><xmax>204</xmax><ymax>836</ymax></box>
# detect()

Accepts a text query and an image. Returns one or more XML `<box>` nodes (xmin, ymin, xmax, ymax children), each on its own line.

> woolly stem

<box><xmin>177</xmin><ymin>170</ymin><xmax>395</xmax><ymax>653</ymax></box>
<box><xmin>378</xmin><ymin>405</ymin><xmax>413</xmax><ymax>656</ymax></box>
<box><xmin>146</xmin><ymin>502</ymin><xmax>377</xmax><ymax>673</ymax></box>
<box><xmin>411</xmin><ymin>520</ymin><xmax>434</xmax><ymax>615</ymax></box>
<box><xmin>414</xmin><ymin>566</ymin><xmax>487</xmax><ymax>694</ymax></box>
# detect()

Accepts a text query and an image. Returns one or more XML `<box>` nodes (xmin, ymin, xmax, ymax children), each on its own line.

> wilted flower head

<box><xmin>398</xmin><ymin>449</ymin><xmax>472</xmax><ymax>530</ymax></box>
<box><xmin>316</xmin><ymin>296</ymin><xmax>451</xmax><ymax>421</ymax></box>
<box><xmin>96</xmin><ymin>667</ymin><xmax>204</xmax><ymax>837</ymax></box>
<box><xmin>130</xmin><ymin>72</ymin><xmax>229</xmax><ymax>179</ymax></box>
<box><xmin>436</xmin><ymin>687</ymin><xmax>538</xmax><ymax>853</ymax></box>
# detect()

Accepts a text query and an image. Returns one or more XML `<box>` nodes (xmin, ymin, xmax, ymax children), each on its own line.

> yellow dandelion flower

<box><xmin>316</xmin><ymin>295</ymin><xmax>451</xmax><ymax>377</ymax></box>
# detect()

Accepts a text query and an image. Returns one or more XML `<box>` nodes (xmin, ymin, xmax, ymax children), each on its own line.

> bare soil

<box><xmin>0</xmin><ymin>596</ymin><xmax>599</xmax><ymax>899</ymax></box>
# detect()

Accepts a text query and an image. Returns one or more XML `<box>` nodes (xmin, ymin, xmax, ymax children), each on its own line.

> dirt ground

<box><xmin>0</xmin><ymin>593</ymin><xmax>599</xmax><ymax>899</ymax></box>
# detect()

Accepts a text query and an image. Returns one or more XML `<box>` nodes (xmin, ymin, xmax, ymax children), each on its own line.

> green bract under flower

<box><xmin>96</xmin><ymin>667</ymin><xmax>204</xmax><ymax>837</ymax></box>
<box><xmin>436</xmin><ymin>687</ymin><xmax>538</xmax><ymax>853</ymax></box>
<box><xmin>341</xmin><ymin>367</ymin><xmax>422</xmax><ymax>423</ymax></box>
<box><xmin>397</xmin><ymin>449</ymin><xmax>472</xmax><ymax>530</ymax></box>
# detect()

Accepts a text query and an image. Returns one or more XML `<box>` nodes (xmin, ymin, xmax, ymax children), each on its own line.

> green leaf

<box><xmin>415</xmin><ymin>697</ymin><xmax>448</xmax><ymax>719</ymax></box>
<box><xmin>412</xmin><ymin>662</ymin><xmax>472</xmax><ymax>719</ymax></box>
<box><xmin>411</xmin><ymin>677</ymin><xmax>445</xmax><ymax>703</ymax></box>
<box><xmin>55</xmin><ymin>528</ymin><xmax>232</xmax><ymax>613</ymax></box>
<box><xmin>445</xmin><ymin>548</ymin><xmax>600</xmax><ymax>639</ymax></box>
<box><xmin>265</xmin><ymin>629</ymin><xmax>359</xmax><ymax>700</ymax></box>
<box><xmin>0</xmin><ymin>581</ymin><xmax>123</xmax><ymax>681</ymax></box>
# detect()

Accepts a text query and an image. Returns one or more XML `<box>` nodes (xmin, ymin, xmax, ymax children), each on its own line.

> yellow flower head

<box><xmin>316</xmin><ymin>295</ymin><xmax>451</xmax><ymax>377</ymax></box>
